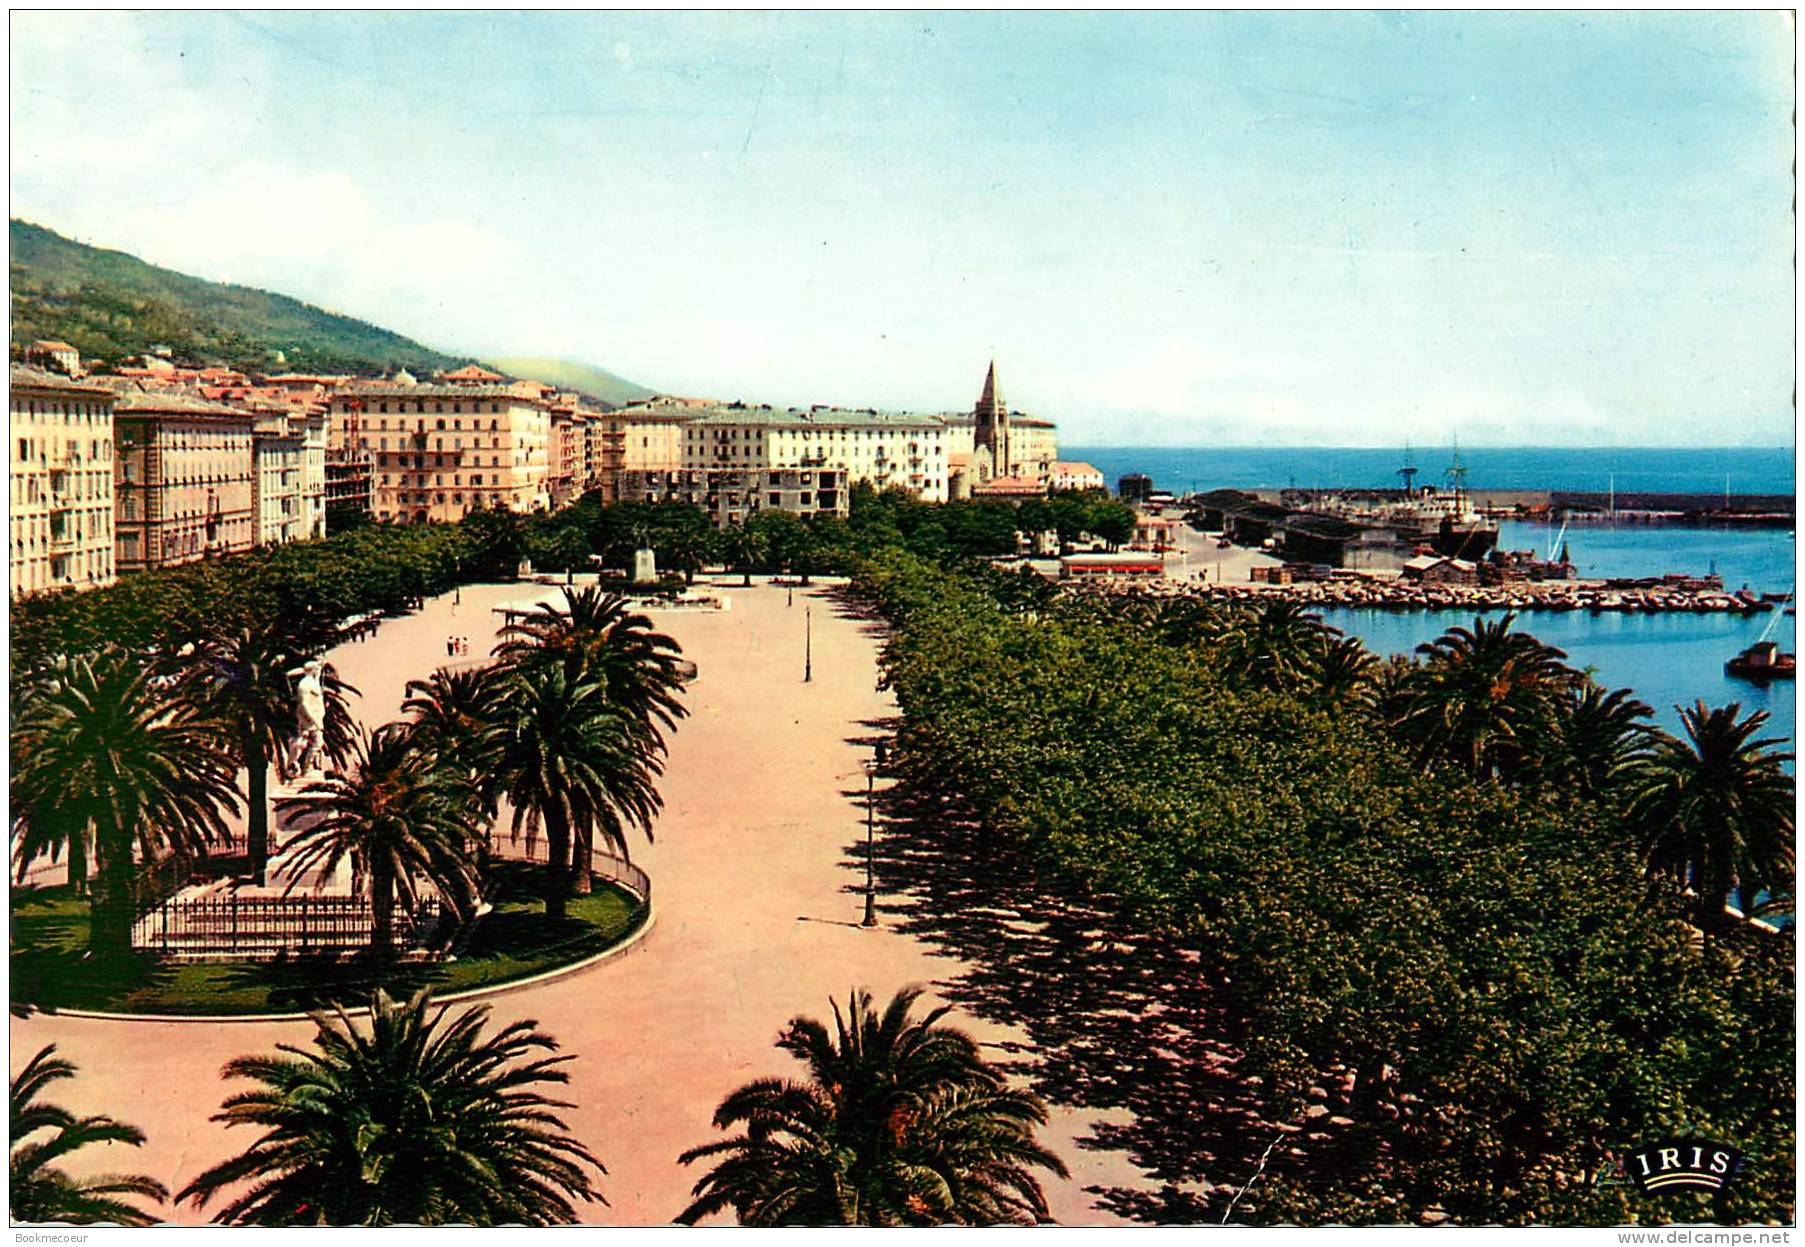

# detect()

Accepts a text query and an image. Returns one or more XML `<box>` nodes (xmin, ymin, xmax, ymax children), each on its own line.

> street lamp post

<box><xmin>862</xmin><ymin>742</ymin><xmax>887</xmax><ymax>927</ymax></box>
<box><xmin>804</xmin><ymin>606</ymin><xmax>813</xmax><ymax>683</ymax></box>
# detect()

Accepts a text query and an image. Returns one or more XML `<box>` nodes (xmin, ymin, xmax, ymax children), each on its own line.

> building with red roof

<box><xmin>442</xmin><ymin>363</ymin><xmax>505</xmax><ymax>385</ymax></box>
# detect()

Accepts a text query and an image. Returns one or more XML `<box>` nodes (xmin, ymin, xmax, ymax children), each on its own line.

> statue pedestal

<box><xmin>265</xmin><ymin>773</ymin><xmax>352</xmax><ymax>896</ymax></box>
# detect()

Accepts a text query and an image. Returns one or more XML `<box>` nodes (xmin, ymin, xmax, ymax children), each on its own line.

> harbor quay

<box><xmin>1098</xmin><ymin>571</ymin><xmax>1784</xmax><ymax>617</ymax></box>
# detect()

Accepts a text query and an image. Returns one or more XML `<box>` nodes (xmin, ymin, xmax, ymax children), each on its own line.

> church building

<box><xmin>947</xmin><ymin>361</ymin><xmax>1059</xmax><ymax>498</ymax></box>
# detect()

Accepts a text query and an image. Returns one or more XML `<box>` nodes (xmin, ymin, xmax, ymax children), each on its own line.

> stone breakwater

<box><xmin>1085</xmin><ymin>576</ymin><xmax>1778</xmax><ymax>616</ymax></box>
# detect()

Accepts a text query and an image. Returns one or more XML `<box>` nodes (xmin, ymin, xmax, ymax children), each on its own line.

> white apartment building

<box><xmin>249</xmin><ymin>408</ymin><xmax>329</xmax><ymax>547</ymax></box>
<box><xmin>10</xmin><ymin>366</ymin><xmax>118</xmax><ymax>596</ymax></box>
<box><xmin>616</xmin><ymin>402</ymin><xmax>691</xmax><ymax>472</ymax></box>
<box><xmin>681</xmin><ymin>405</ymin><xmax>951</xmax><ymax>502</ymax></box>
<box><xmin>300</xmin><ymin>407</ymin><xmax>327</xmax><ymax>537</ymax></box>
<box><xmin>1048</xmin><ymin>460</ymin><xmax>1105</xmax><ymax>492</ymax></box>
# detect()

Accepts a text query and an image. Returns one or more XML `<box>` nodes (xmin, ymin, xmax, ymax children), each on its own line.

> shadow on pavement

<box><xmin>834</xmin><ymin>777</ymin><xmax>1340</xmax><ymax>1225</ymax></box>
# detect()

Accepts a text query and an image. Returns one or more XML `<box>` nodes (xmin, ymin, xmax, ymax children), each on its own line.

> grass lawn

<box><xmin>11</xmin><ymin>862</ymin><xmax>644</xmax><ymax>1017</ymax></box>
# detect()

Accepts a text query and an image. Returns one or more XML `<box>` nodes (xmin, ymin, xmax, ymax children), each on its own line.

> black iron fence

<box><xmin>118</xmin><ymin>833</ymin><xmax>648</xmax><ymax>960</ymax></box>
<box><xmin>134</xmin><ymin>894</ymin><xmax>445</xmax><ymax>957</ymax></box>
<box><xmin>484</xmin><ymin>832</ymin><xmax>652</xmax><ymax>905</ymax></box>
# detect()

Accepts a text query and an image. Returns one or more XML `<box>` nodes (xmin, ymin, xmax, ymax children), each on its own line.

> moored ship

<box><xmin>1283</xmin><ymin>447</ymin><xmax>1500</xmax><ymax>559</ymax></box>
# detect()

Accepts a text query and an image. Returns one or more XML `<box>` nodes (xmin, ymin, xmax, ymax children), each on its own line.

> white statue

<box><xmin>284</xmin><ymin>659</ymin><xmax>330</xmax><ymax>779</ymax></box>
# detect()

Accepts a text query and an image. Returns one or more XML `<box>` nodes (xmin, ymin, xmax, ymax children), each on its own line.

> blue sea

<box><xmin>1075</xmin><ymin>446</ymin><xmax>1797</xmax><ymax>753</ymax></box>
<box><xmin>1068</xmin><ymin>445</ymin><xmax>1796</xmax><ymax>499</ymax></box>
<box><xmin>1321</xmin><ymin>522</ymin><xmax>1796</xmax><ymax>754</ymax></box>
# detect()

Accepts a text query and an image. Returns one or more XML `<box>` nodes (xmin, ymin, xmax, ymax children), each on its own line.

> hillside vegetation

<box><xmin>10</xmin><ymin>219</ymin><xmax>450</xmax><ymax>375</ymax></box>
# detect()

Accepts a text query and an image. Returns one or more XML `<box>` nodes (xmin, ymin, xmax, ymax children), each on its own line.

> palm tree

<box><xmin>497</xmin><ymin>587</ymin><xmax>690</xmax><ymax>752</ymax></box>
<box><xmin>1625</xmin><ymin>701</ymin><xmax>1795</xmax><ymax>931</ymax></box>
<box><xmin>1207</xmin><ymin>600</ymin><xmax>1338</xmax><ymax>693</ymax></box>
<box><xmin>677</xmin><ymin>986</ymin><xmax>1068</xmax><ymax>1226</ymax></box>
<box><xmin>275</xmin><ymin>723</ymin><xmax>486</xmax><ymax>957</ymax></box>
<box><xmin>10</xmin><ymin>649</ymin><xmax>241</xmax><ymax>954</ymax></box>
<box><xmin>1392</xmin><ymin>613</ymin><xmax>1579</xmax><ymax>781</ymax></box>
<box><xmin>176</xmin><ymin>622</ymin><xmax>357</xmax><ymax>884</ymax></box>
<box><xmin>9</xmin><ymin>658</ymin><xmax>91</xmax><ymax>895</ymax></box>
<box><xmin>402</xmin><ymin>665</ymin><xmax>502</xmax><ymax>786</ymax></box>
<box><xmin>176</xmin><ymin>989</ymin><xmax>605</xmax><ymax>1225</ymax></box>
<box><xmin>1307</xmin><ymin>634</ymin><xmax>1381</xmax><ymax>710</ymax></box>
<box><xmin>485</xmin><ymin>660</ymin><xmax>663</xmax><ymax>916</ymax></box>
<box><xmin>11</xmin><ymin>1045</ymin><xmax>168</xmax><ymax>1226</ymax></box>
<box><xmin>1541</xmin><ymin>681</ymin><xmax>1653</xmax><ymax>800</ymax></box>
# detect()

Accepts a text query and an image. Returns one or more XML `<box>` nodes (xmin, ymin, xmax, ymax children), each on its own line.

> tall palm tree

<box><xmin>1625</xmin><ymin>701</ymin><xmax>1795</xmax><ymax>931</ymax></box>
<box><xmin>677</xmin><ymin>986</ymin><xmax>1068</xmax><ymax>1226</ymax></box>
<box><xmin>497</xmin><ymin>587</ymin><xmax>690</xmax><ymax>750</ymax></box>
<box><xmin>176</xmin><ymin>622</ymin><xmax>357</xmax><ymax>884</ymax></box>
<box><xmin>485</xmin><ymin>660</ymin><xmax>663</xmax><ymax>916</ymax></box>
<box><xmin>176</xmin><ymin>989</ymin><xmax>605</xmax><ymax>1225</ymax></box>
<box><xmin>275</xmin><ymin>723</ymin><xmax>485</xmax><ymax>957</ymax></box>
<box><xmin>10</xmin><ymin>648</ymin><xmax>241</xmax><ymax>954</ymax></box>
<box><xmin>1392</xmin><ymin>613</ymin><xmax>1579</xmax><ymax>781</ymax></box>
<box><xmin>9</xmin><ymin>657</ymin><xmax>92</xmax><ymax>895</ymax></box>
<box><xmin>11</xmin><ymin>1045</ymin><xmax>168</xmax><ymax>1226</ymax></box>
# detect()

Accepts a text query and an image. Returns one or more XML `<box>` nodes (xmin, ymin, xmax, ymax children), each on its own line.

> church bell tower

<box><xmin>973</xmin><ymin>360</ymin><xmax>1010</xmax><ymax>481</ymax></box>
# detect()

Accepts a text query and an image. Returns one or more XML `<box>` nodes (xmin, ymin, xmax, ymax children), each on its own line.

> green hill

<box><xmin>485</xmin><ymin>355</ymin><xmax>656</xmax><ymax>407</ymax></box>
<box><xmin>10</xmin><ymin>219</ymin><xmax>461</xmax><ymax>375</ymax></box>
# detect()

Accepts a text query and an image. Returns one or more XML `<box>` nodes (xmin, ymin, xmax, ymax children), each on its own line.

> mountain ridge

<box><xmin>9</xmin><ymin>220</ymin><xmax>651</xmax><ymax>401</ymax></box>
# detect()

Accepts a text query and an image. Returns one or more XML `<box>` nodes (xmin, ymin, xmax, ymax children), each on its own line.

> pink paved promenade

<box><xmin>10</xmin><ymin>576</ymin><xmax>1147</xmax><ymax>1225</ymax></box>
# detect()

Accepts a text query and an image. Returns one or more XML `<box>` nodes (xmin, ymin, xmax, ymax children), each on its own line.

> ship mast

<box><xmin>1446</xmin><ymin>440</ymin><xmax>1468</xmax><ymax>500</ymax></box>
<box><xmin>1397</xmin><ymin>441</ymin><xmax>1419</xmax><ymax>497</ymax></box>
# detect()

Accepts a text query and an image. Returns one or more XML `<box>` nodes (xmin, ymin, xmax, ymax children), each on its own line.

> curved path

<box><xmin>11</xmin><ymin>576</ymin><xmax>1149</xmax><ymax>1225</ymax></box>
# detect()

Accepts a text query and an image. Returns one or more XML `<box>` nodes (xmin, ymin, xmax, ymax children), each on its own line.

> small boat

<box><xmin>1726</xmin><ymin>641</ymin><xmax>1796</xmax><ymax>682</ymax></box>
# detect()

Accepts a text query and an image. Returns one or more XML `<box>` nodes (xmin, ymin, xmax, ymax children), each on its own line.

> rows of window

<box><xmin>14</xmin><ymin>436</ymin><xmax>115</xmax><ymax>464</ymax></box>
<box><xmin>12</xmin><ymin>398</ymin><xmax>109</xmax><ymax>422</ymax></box>
<box><xmin>367</xmin><ymin>400</ymin><xmax>509</xmax><ymax>417</ymax></box>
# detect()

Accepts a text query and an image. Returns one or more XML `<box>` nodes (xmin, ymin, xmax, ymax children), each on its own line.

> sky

<box><xmin>9</xmin><ymin>11</ymin><xmax>1796</xmax><ymax>447</ymax></box>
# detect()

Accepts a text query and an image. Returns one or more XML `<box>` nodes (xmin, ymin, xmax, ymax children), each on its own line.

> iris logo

<box><xmin>1626</xmin><ymin>1137</ymin><xmax>1744</xmax><ymax>1197</ymax></box>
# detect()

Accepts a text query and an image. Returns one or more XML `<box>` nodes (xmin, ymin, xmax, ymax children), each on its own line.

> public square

<box><xmin>8</xmin><ymin>574</ymin><xmax>1151</xmax><ymax>1225</ymax></box>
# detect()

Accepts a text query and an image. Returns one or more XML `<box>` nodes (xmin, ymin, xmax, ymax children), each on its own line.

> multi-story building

<box><xmin>249</xmin><ymin>409</ymin><xmax>318</xmax><ymax>547</ymax></box>
<box><xmin>1048</xmin><ymin>460</ymin><xmax>1105</xmax><ymax>492</ymax></box>
<box><xmin>111</xmin><ymin>387</ymin><xmax>257</xmax><ymax>572</ymax></box>
<box><xmin>583</xmin><ymin>410</ymin><xmax>626</xmax><ymax>503</ymax></box>
<box><xmin>546</xmin><ymin>396</ymin><xmax>588</xmax><ymax>509</ymax></box>
<box><xmin>327</xmin><ymin>379</ymin><xmax>552</xmax><ymax>523</ymax></box>
<box><xmin>24</xmin><ymin>339</ymin><xmax>82</xmax><ymax>376</ymax></box>
<box><xmin>616</xmin><ymin>402</ymin><xmax>691</xmax><ymax>473</ymax></box>
<box><xmin>680</xmin><ymin>405</ymin><xmax>951</xmax><ymax>502</ymax></box>
<box><xmin>620</xmin><ymin>467</ymin><xmax>848</xmax><ymax>525</ymax></box>
<box><xmin>299</xmin><ymin>406</ymin><xmax>328</xmax><ymax>537</ymax></box>
<box><xmin>10</xmin><ymin>366</ymin><xmax>118</xmax><ymax>596</ymax></box>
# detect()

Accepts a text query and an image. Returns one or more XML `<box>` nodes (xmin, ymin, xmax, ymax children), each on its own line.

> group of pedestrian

<box><xmin>445</xmin><ymin>636</ymin><xmax>473</xmax><ymax>657</ymax></box>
